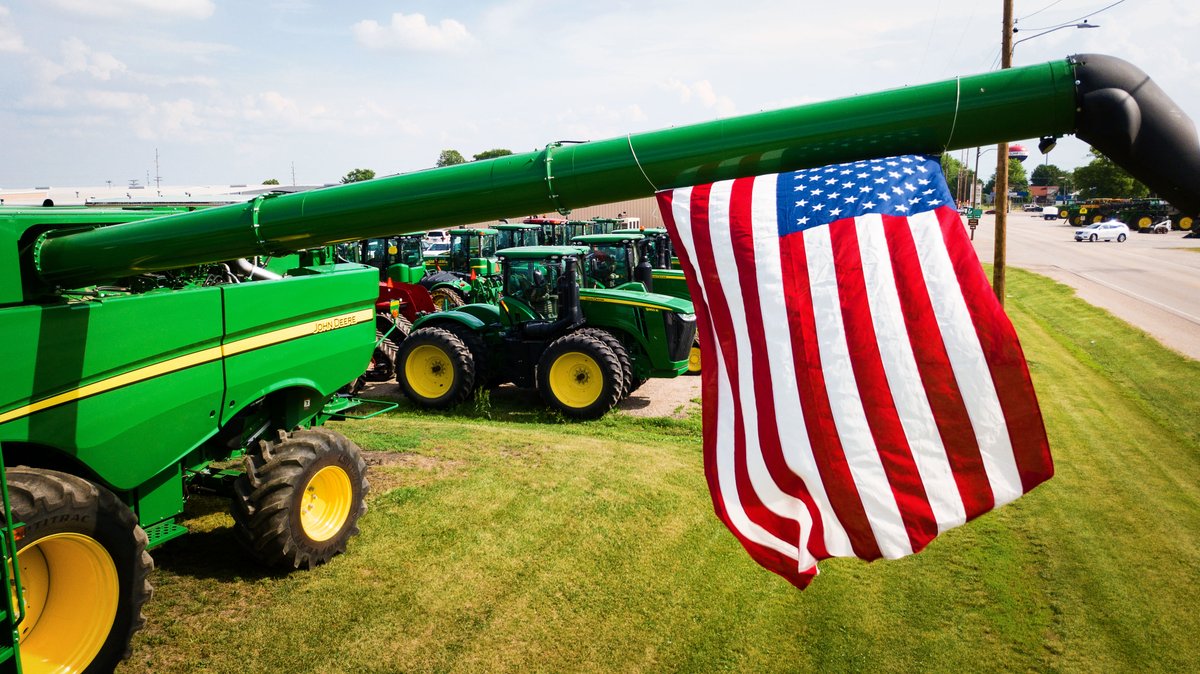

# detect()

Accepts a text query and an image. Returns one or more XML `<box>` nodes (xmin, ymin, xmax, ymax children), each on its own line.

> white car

<box><xmin>422</xmin><ymin>242</ymin><xmax>451</xmax><ymax>257</ymax></box>
<box><xmin>1074</xmin><ymin>220</ymin><xmax>1129</xmax><ymax>242</ymax></box>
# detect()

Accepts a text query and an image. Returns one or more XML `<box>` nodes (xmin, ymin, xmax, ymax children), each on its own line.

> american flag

<box><xmin>657</xmin><ymin>155</ymin><xmax>1053</xmax><ymax>588</ymax></box>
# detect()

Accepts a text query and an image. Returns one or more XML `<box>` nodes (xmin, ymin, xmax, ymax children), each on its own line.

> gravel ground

<box><xmin>616</xmin><ymin>375</ymin><xmax>702</xmax><ymax>418</ymax></box>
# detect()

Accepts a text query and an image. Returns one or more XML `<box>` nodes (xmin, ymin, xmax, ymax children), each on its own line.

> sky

<box><xmin>1</xmin><ymin>0</ymin><xmax>1197</xmax><ymax>189</ymax></box>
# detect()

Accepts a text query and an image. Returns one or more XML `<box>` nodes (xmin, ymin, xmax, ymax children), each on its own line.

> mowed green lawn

<box><xmin>121</xmin><ymin>268</ymin><xmax>1199</xmax><ymax>673</ymax></box>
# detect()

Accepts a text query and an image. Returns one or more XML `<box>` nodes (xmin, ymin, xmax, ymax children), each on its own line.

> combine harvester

<box><xmin>1</xmin><ymin>53</ymin><xmax>1198</xmax><ymax>671</ymax></box>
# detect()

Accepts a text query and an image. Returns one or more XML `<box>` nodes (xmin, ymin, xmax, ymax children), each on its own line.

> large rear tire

<box><xmin>537</xmin><ymin>332</ymin><xmax>623</xmax><ymax>420</ymax></box>
<box><xmin>396</xmin><ymin>326</ymin><xmax>476</xmax><ymax>408</ymax></box>
<box><xmin>7</xmin><ymin>467</ymin><xmax>153</xmax><ymax>673</ymax></box>
<box><xmin>575</xmin><ymin>328</ymin><xmax>631</xmax><ymax>398</ymax></box>
<box><xmin>430</xmin><ymin>287</ymin><xmax>465</xmax><ymax>310</ymax></box>
<box><xmin>232</xmin><ymin>427</ymin><xmax>369</xmax><ymax>569</ymax></box>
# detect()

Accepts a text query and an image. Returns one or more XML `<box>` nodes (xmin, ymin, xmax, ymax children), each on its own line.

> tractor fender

<box><xmin>412</xmin><ymin>308</ymin><xmax>490</xmax><ymax>333</ymax></box>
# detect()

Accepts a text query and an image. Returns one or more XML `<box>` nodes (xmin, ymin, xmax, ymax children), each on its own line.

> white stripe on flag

<box><xmin>669</xmin><ymin>186</ymin><xmax>805</xmax><ymax>567</ymax></box>
<box><xmin>749</xmin><ymin>175</ymin><xmax>855</xmax><ymax>557</ymax></box>
<box><xmin>907</xmin><ymin>209</ymin><xmax>1025</xmax><ymax>506</ymax></box>
<box><xmin>707</xmin><ymin>180</ymin><xmax>818</xmax><ymax>568</ymax></box>
<box><xmin>854</xmin><ymin>213</ymin><xmax>968</xmax><ymax>531</ymax></box>
<box><xmin>803</xmin><ymin>223</ymin><xmax>913</xmax><ymax>559</ymax></box>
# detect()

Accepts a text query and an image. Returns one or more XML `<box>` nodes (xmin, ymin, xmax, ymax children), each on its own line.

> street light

<box><xmin>971</xmin><ymin>146</ymin><xmax>996</xmax><ymax>210</ymax></box>
<box><xmin>1011</xmin><ymin>21</ymin><xmax>1100</xmax><ymax>58</ymax></box>
<box><xmin>992</xmin><ymin>12</ymin><xmax>1100</xmax><ymax>306</ymax></box>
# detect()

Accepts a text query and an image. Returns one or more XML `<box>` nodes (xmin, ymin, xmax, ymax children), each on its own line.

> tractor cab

<box><xmin>571</xmin><ymin>232</ymin><xmax>651</xmax><ymax>291</ymax></box>
<box><xmin>613</xmin><ymin>227</ymin><xmax>676</xmax><ymax>269</ymax></box>
<box><xmin>440</xmin><ymin>228</ymin><xmax>501</xmax><ymax>277</ymax></box>
<box><xmin>521</xmin><ymin>217</ymin><xmax>568</xmax><ymax>245</ymax></box>
<box><xmin>497</xmin><ymin>245</ymin><xmax>587</xmax><ymax>326</ymax></box>
<box><xmin>351</xmin><ymin>233</ymin><xmax>428</xmax><ymax>285</ymax></box>
<box><xmin>495</xmin><ymin>222</ymin><xmax>542</xmax><ymax>249</ymax></box>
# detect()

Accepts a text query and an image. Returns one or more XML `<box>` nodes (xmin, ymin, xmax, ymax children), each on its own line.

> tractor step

<box><xmin>323</xmin><ymin>396</ymin><xmax>399</xmax><ymax>420</ymax></box>
<box><xmin>144</xmin><ymin>519</ymin><xmax>190</xmax><ymax>550</ymax></box>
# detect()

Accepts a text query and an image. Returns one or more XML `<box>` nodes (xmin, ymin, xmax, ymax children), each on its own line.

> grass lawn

<box><xmin>120</xmin><ymin>268</ymin><xmax>1199</xmax><ymax>673</ymax></box>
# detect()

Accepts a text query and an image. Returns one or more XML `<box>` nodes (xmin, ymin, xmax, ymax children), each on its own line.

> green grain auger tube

<box><xmin>2</xmin><ymin>53</ymin><xmax>1199</xmax><ymax>671</ymax></box>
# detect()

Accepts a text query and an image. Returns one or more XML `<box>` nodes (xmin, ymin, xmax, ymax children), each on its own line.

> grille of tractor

<box><xmin>663</xmin><ymin>312</ymin><xmax>697</xmax><ymax>362</ymax></box>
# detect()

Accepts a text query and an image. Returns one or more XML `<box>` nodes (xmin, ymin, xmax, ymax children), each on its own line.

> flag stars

<box><xmin>902</xmin><ymin>167</ymin><xmax>915</xmax><ymax>175</ymax></box>
<box><xmin>828</xmin><ymin>192</ymin><xmax>841</xmax><ymax>200</ymax></box>
<box><xmin>829</xmin><ymin>207</ymin><xmax>842</xmax><ymax>217</ymax></box>
<box><xmin>796</xmin><ymin>199</ymin><xmax>809</xmax><ymax>207</ymax></box>
<box><xmin>842</xmin><ymin>181</ymin><xmax>855</xmax><ymax>189</ymax></box>
<box><xmin>811</xmin><ymin>188</ymin><xmax>824</xmax><ymax>196</ymax></box>
<box><xmin>797</xmin><ymin>216</ymin><xmax>810</xmax><ymax>226</ymax></box>
<box><xmin>863</xmin><ymin>201</ymin><xmax>876</xmax><ymax>208</ymax></box>
<box><xmin>845</xmin><ymin>195</ymin><xmax>858</xmax><ymax>203</ymax></box>
<box><xmin>825</xmin><ymin>177</ymin><xmax>838</xmax><ymax>185</ymax></box>
<box><xmin>904</xmin><ymin>183</ymin><xmax>917</xmax><ymax>192</ymax></box>
<box><xmin>888</xmin><ymin>171</ymin><xmax>901</xmax><ymax>179</ymax></box>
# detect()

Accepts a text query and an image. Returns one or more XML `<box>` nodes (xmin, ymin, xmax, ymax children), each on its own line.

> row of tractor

<box><xmin>3</xmin><ymin>53</ymin><xmax>1200</xmax><ymax>672</ymax></box>
<box><xmin>1055</xmin><ymin>198</ymin><xmax>1196</xmax><ymax>231</ymax></box>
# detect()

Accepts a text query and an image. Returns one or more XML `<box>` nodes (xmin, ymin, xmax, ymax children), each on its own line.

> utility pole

<box><xmin>993</xmin><ymin>0</ymin><xmax>1014</xmax><ymax>305</ymax></box>
<box><xmin>291</xmin><ymin>161</ymin><xmax>297</xmax><ymax>187</ymax></box>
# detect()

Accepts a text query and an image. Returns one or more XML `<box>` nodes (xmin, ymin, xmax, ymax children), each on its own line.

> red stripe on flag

<box><xmin>881</xmin><ymin>213</ymin><xmax>995</xmax><ymax>520</ymax></box>
<box><xmin>778</xmin><ymin>228</ymin><xmax>883</xmax><ymax>560</ymax></box>
<box><xmin>934</xmin><ymin>207</ymin><xmax>1053</xmax><ymax>492</ymax></box>
<box><xmin>727</xmin><ymin>177</ymin><xmax>830</xmax><ymax>561</ymax></box>
<box><xmin>662</xmin><ymin>186</ymin><xmax>811</xmax><ymax>584</ymax></box>
<box><xmin>828</xmin><ymin>218</ymin><xmax>939</xmax><ymax>552</ymax></box>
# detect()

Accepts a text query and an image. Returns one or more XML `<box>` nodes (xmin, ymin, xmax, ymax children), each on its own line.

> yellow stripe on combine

<box><xmin>580</xmin><ymin>296</ymin><xmax>662</xmax><ymax>311</ymax></box>
<box><xmin>0</xmin><ymin>309</ymin><xmax>372</xmax><ymax>425</ymax></box>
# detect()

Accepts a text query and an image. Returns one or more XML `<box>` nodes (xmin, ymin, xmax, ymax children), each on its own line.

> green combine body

<box><xmin>1</xmin><ymin>53</ymin><xmax>1199</xmax><ymax>671</ymax></box>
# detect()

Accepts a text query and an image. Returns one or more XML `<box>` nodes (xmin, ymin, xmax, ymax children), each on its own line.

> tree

<box><xmin>341</xmin><ymin>168</ymin><xmax>376</xmax><ymax>184</ymax></box>
<box><xmin>983</xmin><ymin>158</ymin><xmax>1030</xmax><ymax>199</ymax></box>
<box><xmin>941</xmin><ymin>153</ymin><xmax>975</xmax><ymax>205</ymax></box>
<box><xmin>473</xmin><ymin>148</ymin><xmax>513</xmax><ymax>161</ymax></box>
<box><xmin>436</xmin><ymin>150</ymin><xmax>466</xmax><ymax>167</ymax></box>
<box><xmin>1072</xmin><ymin>148</ymin><xmax>1148</xmax><ymax>199</ymax></box>
<box><xmin>262</xmin><ymin>178</ymin><xmax>280</xmax><ymax>185</ymax></box>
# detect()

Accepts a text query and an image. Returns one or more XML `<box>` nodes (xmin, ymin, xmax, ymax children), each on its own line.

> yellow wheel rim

<box><xmin>1181</xmin><ymin>216</ymin><xmax>1194</xmax><ymax>230</ymax></box>
<box><xmin>549</xmin><ymin>351</ymin><xmax>604</xmax><ymax>408</ymax></box>
<box><xmin>1092</xmin><ymin>214</ymin><xmax>1104</xmax><ymax>223</ymax></box>
<box><xmin>17</xmin><ymin>532</ymin><xmax>118</xmax><ymax>674</ymax></box>
<box><xmin>1059</xmin><ymin>210</ymin><xmax>1068</xmax><ymax>218</ymax></box>
<box><xmin>1137</xmin><ymin>216</ymin><xmax>1153</xmax><ymax>229</ymax></box>
<box><xmin>299</xmin><ymin>465</ymin><xmax>353</xmax><ymax>542</ymax></box>
<box><xmin>405</xmin><ymin>344</ymin><xmax>454</xmax><ymax>400</ymax></box>
<box><xmin>688</xmin><ymin>345</ymin><xmax>702</xmax><ymax>373</ymax></box>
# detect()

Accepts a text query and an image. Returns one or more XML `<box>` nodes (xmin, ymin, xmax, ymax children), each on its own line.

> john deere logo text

<box><xmin>313</xmin><ymin>315</ymin><xmax>358</xmax><ymax>333</ymax></box>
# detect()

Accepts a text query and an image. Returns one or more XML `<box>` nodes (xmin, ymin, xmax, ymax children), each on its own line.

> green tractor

<box><xmin>495</xmin><ymin>222</ymin><xmax>542</xmax><ymax>248</ymax></box>
<box><xmin>422</xmin><ymin>227</ymin><xmax>503</xmax><ymax>307</ymax></box>
<box><xmin>574</xmin><ymin>232</ymin><xmax>700</xmax><ymax>374</ymax></box>
<box><xmin>396</xmin><ymin>245</ymin><xmax>696</xmax><ymax>419</ymax></box>
<box><xmin>3</xmin><ymin>52</ymin><xmax>1199</xmax><ymax>671</ymax></box>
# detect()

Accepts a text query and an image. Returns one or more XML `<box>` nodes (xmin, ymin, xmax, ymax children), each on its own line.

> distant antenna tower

<box><xmin>291</xmin><ymin>161</ymin><xmax>296</xmax><ymax>186</ymax></box>
<box><xmin>154</xmin><ymin>148</ymin><xmax>162</xmax><ymax>189</ymax></box>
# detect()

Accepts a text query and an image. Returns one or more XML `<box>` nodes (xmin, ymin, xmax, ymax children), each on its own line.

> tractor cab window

<box><xmin>503</xmin><ymin>258</ymin><xmax>563</xmax><ymax>319</ymax></box>
<box><xmin>360</xmin><ymin>239</ymin><xmax>386</xmax><ymax>269</ymax></box>
<box><xmin>583</xmin><ymin>244</ymin><xmax>630</xmax><ymax>288</ymax></box>
<box><xmin>449</xmin><ymin>234</ymin><xmax>471</xmax><ymax>270</ymax></box>
<box><xmin>479</xmin><ymin>235</ymin><xmax>497</xmax><ymax>259</ymax></box>
<box><xmin>394</xmin><ymin>236</ymin><xmax>425</xmax><ymax>267</ymax></box>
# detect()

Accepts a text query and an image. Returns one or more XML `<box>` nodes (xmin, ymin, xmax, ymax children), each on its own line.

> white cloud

<box><xmin>661</xmin><ymin>79</ymin><xmax>736</xmax><ymax>117</ymax></box>
<box><xmin>352</xmin><ymin>12</ymin><xmax>473</xmax><ymax>52</ymax></box>
<box><xmin>0</xmin><ymin>5</ymin><xmax>25</xmax><ymax>53</ymax></box>
<box><xmin>45</xmin><ymin>0</ymin><xmax>215</xmax><ymax>20</ymax></box>
<box><xmin>60</xmin><ymin>37</ymin><xmax>127</xmax><ymax>80</ymax></box>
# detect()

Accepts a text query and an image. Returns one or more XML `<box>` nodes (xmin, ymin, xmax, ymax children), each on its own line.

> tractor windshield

<box><xmin>503</xmin><ymin>258</ymin><xmax>563</xmax><ymax>319</ymax></box>
<box><xmin>497</xmin><ymin>228</ymin><xmax>538</xmax><ymax>249</ymax></box>
<box><xmin>583</xmin><ymin>244</ymin><xmax>631</xmax><ymax>288</ymax></box>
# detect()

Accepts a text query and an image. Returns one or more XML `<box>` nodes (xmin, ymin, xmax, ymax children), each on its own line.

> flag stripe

<box><xmin>882</xmin><ymin>213</ymin><xmax>997</xmax><ymax>519</ymax></box>
<box><xmin>778</xmin><ymin>229</ymin><xmax>884</xmax><ymax>560</ymax></box>
<box><xmin>934</xmin><ymin>209</ymin><xmax>1055</xmax><ymax>491</ymax></box>
<box><xmin>830</xmin><ymin>217</ymin><xmax>940</xmax><ymax>552</ymax></box>
<box><xmin>854</xmin><ymin>214</ymin><xmax>968</xmax><ymax>532</ymax></box>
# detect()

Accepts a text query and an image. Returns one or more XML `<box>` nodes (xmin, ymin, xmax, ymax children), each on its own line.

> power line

<box><xmin>1018</xmin><ymin>0</ymin><xmax>1127</xmax><ymax>31</ymax></box>
<box><xmin>1017</xmin><ymin>0</ymin><xmax>1066</xmax><ymax>22</ymax></box>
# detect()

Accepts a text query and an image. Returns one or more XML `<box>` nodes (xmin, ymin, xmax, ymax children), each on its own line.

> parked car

<box><xmin>423</xmin><ymin>241</ymin><xmax>451</xmax><ymax>257</ymax></box>
<box><xmin>1074</xmin><ymin>220</ymin><xmax>1130</xmax><ymax>242</ymax></box>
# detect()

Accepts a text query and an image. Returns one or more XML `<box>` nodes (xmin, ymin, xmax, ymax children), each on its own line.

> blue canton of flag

<box><xmin>780</xmin><ymin>155</ymin><xmax>956</xmax><ymax>235</ymax></box>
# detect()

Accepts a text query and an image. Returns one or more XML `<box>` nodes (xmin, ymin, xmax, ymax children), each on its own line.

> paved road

<box><xmin>967</xmin><ymin>211</ymin><xmax>1200</xmax><ymax>360</ymax></box>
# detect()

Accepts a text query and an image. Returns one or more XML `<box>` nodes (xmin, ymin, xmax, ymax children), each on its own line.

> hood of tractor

<box><xmin>578</xmin><ymin>287</ymin><xmax>693</xmax><ymax>314</ymax></box>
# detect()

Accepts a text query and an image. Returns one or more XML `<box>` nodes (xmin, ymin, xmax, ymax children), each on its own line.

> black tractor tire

<box><xmin>537</xmin><ymin>332</ymin><xmax>623</xmax><ymax>420</ymax></box>
<box><xmin>441</xmin><ymin>323</ymin><xmax>490</xmax><ymax>390</ymax></box>
<box><xmin>7</xmin><ymin>467</ymin><xmax>153</xmax><ymax>672</ymax></box>
<box><xmin>575</xmin><ymin>327</ymin><xmax>631</xmax><ymax>398</ymax></box>
<box><xmin>346</xmin><ymin>327</ymin><xmax>402</xmax><ymax>395</ymax></box>
<box><xmin>430</xmin><ymin>287</ymin><xmax>466</xmax><ymax>310</ymax></box>
<box><xmin>396</xmin><ymin>326</ymin><xmax>476</xmax><ymax>408</ymax></box>
<box><xmin>232</xmin><ymin>427</ymin><xmax>369</xmax><ymax>569</ymax></box>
